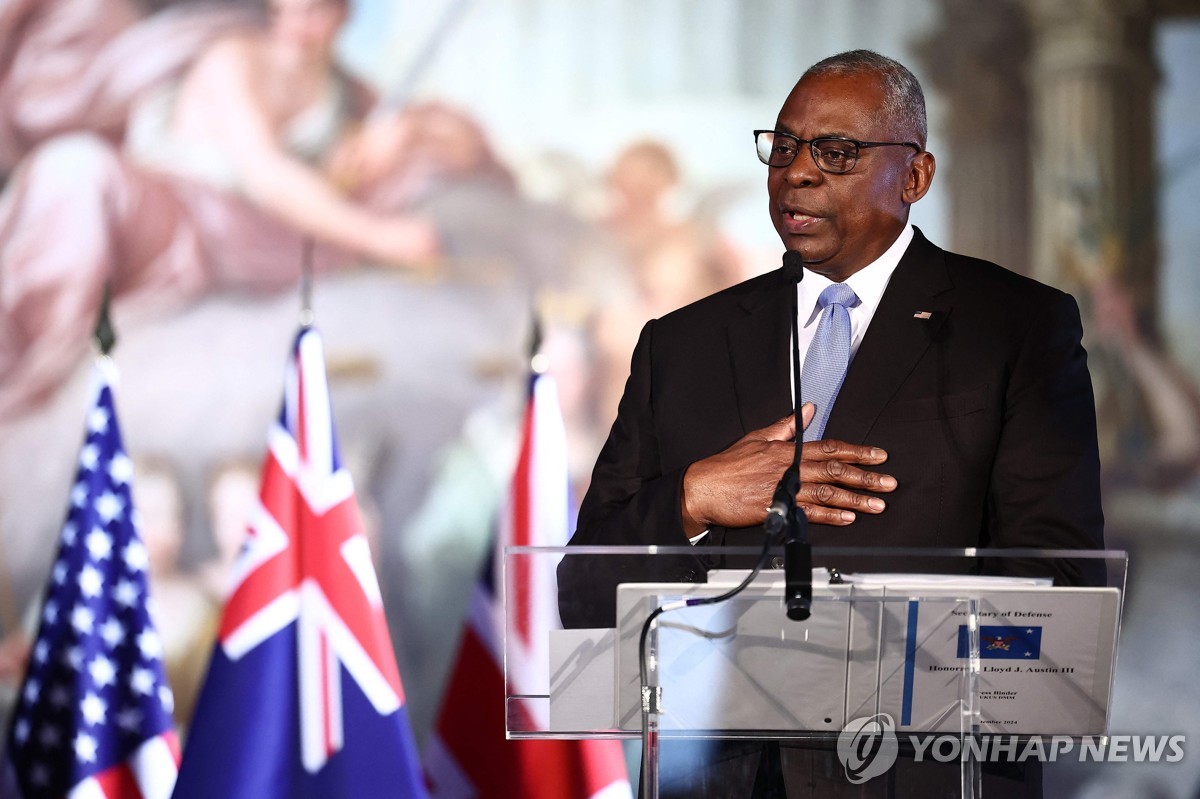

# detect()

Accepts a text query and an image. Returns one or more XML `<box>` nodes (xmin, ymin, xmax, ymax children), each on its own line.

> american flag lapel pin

<box><xmin>914</xmin><ymin>311</ymin><xmax>933</xmax><ymax>320</ymax></box>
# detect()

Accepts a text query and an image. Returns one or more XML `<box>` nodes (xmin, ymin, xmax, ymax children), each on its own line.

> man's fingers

<box><xmin>804</xmin><ymin>459</ymin><xmax>898</xmax><ymax>492</ymax></box>
<box><xmin>799</xmin><ymin>482</ymin><xmax>888</xmax><ymax>514</ymax></box>
<box><xmin>803</xmin><ymin>437</ymin><xmax>889</xmax><ymax>465</ymax></box>
<box><xmin>798</xmin><ymin>502</ymin><xmax>858</xmax><ymax>526</ymax></box>
<box><xmin>799</xmin><ymin>402</ymin><xmax>816</xmax><ymax>430</ymax></box>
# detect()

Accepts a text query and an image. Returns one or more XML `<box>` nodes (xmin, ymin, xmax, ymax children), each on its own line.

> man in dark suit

<box><xmin>560</xmin><ymin>50</ymin><xmax>1103</xmax><ymax>797</ymax></box>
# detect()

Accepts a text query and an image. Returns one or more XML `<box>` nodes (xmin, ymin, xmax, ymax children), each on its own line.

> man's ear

<box><xmin>902</xmin><ymin>150</ymin><xmax>936</xmax><ymax>204</ymax></box>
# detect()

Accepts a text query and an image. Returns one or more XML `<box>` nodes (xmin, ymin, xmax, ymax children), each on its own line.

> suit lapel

<box><xmin>726</xmin><ymin>272</ymin><xmax>793</xmax><ymax>434</ymax></box>
<box><xmin>825</xmin><ymin>229</ymin><xmax>954</xmax><ymax>444</ymax></box>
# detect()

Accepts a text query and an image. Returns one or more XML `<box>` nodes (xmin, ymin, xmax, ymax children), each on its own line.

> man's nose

<box><xmin>783</xmin><ymin>146</ymin><xmax>823</xmax><ymax>187</ymax></box>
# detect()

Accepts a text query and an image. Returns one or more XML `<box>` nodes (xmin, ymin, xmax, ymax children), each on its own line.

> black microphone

<box><xmin>782</xmin><ymin>250</ymin><xmax>805</xmax><ymax>283</ymax></box>
<box><xmin>780</xmin><ymin>249</ymin><xmax>812</xmax><ymax>621</ymax></box>
<box><xmin>766</xmin><ymin>251</ymin><xmax>804</xmax><ymax>539</ymax></box>
<box><xmin>784</xmin><ymin>517</ymin><xmax>813</xmax><ymax>620</ymax></box>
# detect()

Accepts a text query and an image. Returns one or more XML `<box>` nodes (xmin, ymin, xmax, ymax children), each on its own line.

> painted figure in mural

<box><xmin>0</xmin><ymin>0</ymin><xmax>513</xmax><ymax>420</ymax></box>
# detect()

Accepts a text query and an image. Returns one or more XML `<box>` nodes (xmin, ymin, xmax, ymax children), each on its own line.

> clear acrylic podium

<box><xmin>505</xmin><ymin>546</ymin><xmax>1126</xmax><ymax>798</ymax></box>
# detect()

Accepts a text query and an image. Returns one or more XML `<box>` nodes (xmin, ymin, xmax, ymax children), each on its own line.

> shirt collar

<box><xmin>797</xmin><ymin>223</ymin><xmax>913</xmax><ymax>324</ymax></box>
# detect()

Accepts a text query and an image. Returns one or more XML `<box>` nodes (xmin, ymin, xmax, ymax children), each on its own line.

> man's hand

<box><xmin>797</xmin><ymin>436</ymin><xmax>896</xmax><ymax>525</ymax></box>
<box><xmin>680</xmin><ymin>403</ymin><xmax>896</xmax><ymax>536</ymax></box>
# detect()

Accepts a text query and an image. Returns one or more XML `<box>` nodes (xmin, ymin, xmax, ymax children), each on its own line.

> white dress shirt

<box><xmin>790</xmin><ymin>223</ymin><xmax>914</xmax><ymax>404</ymax></box>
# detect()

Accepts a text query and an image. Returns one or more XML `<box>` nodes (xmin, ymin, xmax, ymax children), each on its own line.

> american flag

<box><xmin>424</xmin><ymin>366</ymin><xmax>631</xmax><ymax>799</ymax></box>
<box><xmin>172</xmin><ymin>327</ymin><xmax>426</xmax><ymax>798</ymax></box>
<box><xmin>4</xmin><ymin>360</ymin><xmax>179</xmax><ymax>799</ymax></box>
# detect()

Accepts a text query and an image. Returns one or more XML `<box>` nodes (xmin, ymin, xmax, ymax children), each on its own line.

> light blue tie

<box><xmin>802</xmin><ymin>283</ymin><xmax>859</xmax><ymax>442</ymax></box>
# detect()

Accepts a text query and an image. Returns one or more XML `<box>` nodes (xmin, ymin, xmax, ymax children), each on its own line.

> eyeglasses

<box><xmin>754</xmin><ymin>130</ymin><xmax>921</xmax><ymax>174</ymax></box>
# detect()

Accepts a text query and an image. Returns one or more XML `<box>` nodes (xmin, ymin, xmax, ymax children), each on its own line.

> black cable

<box><xmin>635</xmin><ymin>535</ymin><xmax>786</xmax><ymax>798</ymax></box>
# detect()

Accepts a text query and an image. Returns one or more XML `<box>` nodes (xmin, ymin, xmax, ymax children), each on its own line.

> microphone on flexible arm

<box><xmin>766</xmin><ymin>251</ymin><xmax>805</xmax><ymax>536</ymax></box>
<box><xmin>773</xmin><ymin>250</ymin><xmax>812</xmax><ymax>621</ymax></box>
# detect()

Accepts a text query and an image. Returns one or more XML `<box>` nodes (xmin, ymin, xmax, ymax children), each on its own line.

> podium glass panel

<box><xmin>505</xmin><ymin>546</ymin><xmax>1126</xmax><ymax>798</ymax></box>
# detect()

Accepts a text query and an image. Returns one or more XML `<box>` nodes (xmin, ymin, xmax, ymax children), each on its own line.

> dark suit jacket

<box><xmin>560</xmin><ymin>228</ymin><xmax>1104</xmax><ymax>629</ymax></box>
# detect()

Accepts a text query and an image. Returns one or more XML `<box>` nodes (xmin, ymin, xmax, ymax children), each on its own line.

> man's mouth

<box><xmin>780</xmin><ymin>210</ymin><xmax>824</xmax><ymax>232</ymax></box>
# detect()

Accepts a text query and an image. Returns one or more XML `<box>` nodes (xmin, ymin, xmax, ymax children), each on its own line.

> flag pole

<box><xmin>93</xmin><ymin>280</ymin><xmax>117</xmax><ymax>356</ymax></box>
<box><xmin>300</xmin><ymin>238</ymin><xmax>315</xmax><ymax>329</ymax></box>
<box><xmin>528</xmin><ymin>306</ymin><xmax>546</xmax><ymax>375</ymax></box>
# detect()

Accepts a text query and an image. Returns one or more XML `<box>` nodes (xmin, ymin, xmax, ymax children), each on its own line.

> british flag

<box><xmin>4</xmin><ymin>360</ymin><xmax>179</xmax><ymax>799</ymax></box>
<box><xmin>423</xmin><ymin>365</ymin><xmax>631</xmax><ymax>799</ymax></box>
<box><xmin>171</xmin><ymin>327</ymin><xmax>426</xmax><ymax>798</ymax></box>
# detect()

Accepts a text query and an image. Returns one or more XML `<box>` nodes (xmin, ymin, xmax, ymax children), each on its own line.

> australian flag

<box><xmin>172</xmin><ymin>327</ymin><xmax>426</xmax><ymax>798</ymax></box>
<box><xmin>4</xmin><ymin>360</ymin><xmax>180</xmax><ymax>799</ymax></box>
